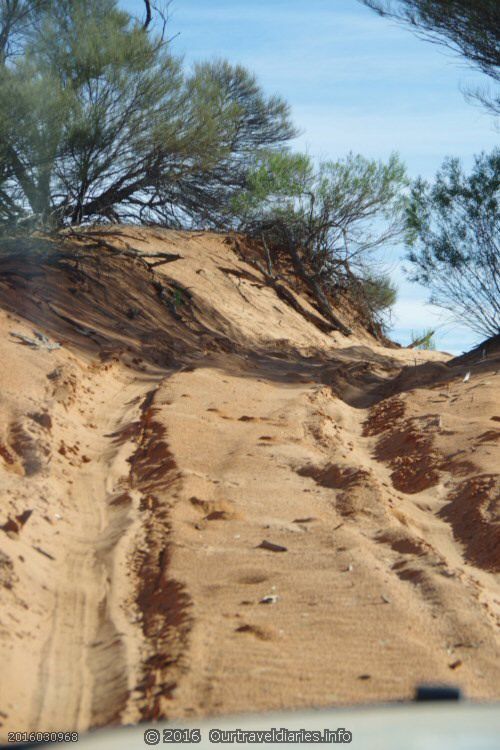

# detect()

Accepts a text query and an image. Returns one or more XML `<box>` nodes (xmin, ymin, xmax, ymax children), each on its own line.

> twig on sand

<box><xmin>10</xmin><ymin>330</ymin><xmax>60</xmax><ymax>351</ymax></box>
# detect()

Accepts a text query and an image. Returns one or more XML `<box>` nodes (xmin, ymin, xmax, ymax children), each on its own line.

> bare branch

<box><xmin>143</xmin><ymin>0</ymin><xmax>152</xmax><ymax>30</ymax></box>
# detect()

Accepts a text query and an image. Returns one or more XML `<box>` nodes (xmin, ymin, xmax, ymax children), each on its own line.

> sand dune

<box><xmin>0</xmin><ymin>228</ymin><xmax>498</xmax><ymax>737</ymax></box>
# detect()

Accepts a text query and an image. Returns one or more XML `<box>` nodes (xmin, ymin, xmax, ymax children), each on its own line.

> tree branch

<box><xmin>143</xmin><ymin>0</ymin><xmax>152</xmax><ymax>29</ymax></box>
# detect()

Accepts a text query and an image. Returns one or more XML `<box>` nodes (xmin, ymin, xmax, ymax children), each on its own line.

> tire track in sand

<box><xmin>31</xmin><ymin>367</ymin><xmax>162</xmax><ymax>732</ymax></box>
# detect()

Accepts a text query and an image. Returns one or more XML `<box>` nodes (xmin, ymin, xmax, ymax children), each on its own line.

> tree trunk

<box><xmin>285</xmin><ymin>236</ymin><xmax>352</xmax><ymax>336</ymax></box>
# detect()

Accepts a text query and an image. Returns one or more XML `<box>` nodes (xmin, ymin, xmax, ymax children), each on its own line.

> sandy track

<box><xmin>144</xmin><ymin>355</ymin><xmax>500</xmax><ymax>718</ymax></box>
<box><xmin>0</xmin><ymin>228</ymin><xmax>499</xmax><ymax>737</ymax></box>
<box><xmin>32</xmin><ymin>370</ymin><xmax>153</xmax><ymax>732</ymax></box>
<box><xmin>0</xmin><ymin>340</ymin><xmax>166</xmax><ymax>733</ymax></box>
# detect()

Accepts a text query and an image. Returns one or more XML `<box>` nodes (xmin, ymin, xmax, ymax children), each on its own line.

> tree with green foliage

<box><xmin>232</xmin><ymin>150</ymin><xmax>407</xmax><ymax>334</ymax></box>
<box><xmin>0</xmin><ymin>0</ymin><xmax>295</xmax><ymax>230</ymax></box>
<box><xmin>405</xmin><ymin>149</ymin><xmax>500</xmax><ymax>338</ymax></box>
<box><xmin>358</xmin><ymin>272</ymin><xmax>397</xmax><ymax>325</ymax></box>
<box><xmin>359</xmin><ymin>1</ymin><xmax>500</xmax><ymax>114</ymax></box>
<box><xmin>0</xmin><ymin>1</ymin><xmax>46</xmax><ymax>61</ymax></box>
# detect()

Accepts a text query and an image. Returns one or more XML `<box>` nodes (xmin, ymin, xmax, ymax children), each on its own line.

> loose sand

<box><xmin>0</xmin><ymin>228</ymin><xmax>498</xmax><ymax>737</ymax></box>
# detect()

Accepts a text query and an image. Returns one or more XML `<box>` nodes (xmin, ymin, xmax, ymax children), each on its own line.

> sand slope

<box><xmin>0</xmin><ymin>228</ymin><xmax>498</xmax><ymax>737</ymax></box>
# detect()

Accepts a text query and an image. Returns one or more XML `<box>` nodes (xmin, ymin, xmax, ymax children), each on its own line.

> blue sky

<box><xmin>123</xmin><ymin>0</ymin><xmax>498</xmax><ymax>353</ymax></box>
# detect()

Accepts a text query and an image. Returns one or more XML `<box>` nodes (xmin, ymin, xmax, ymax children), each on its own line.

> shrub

<box><xmin>405</xmin><ymin>149</ymin><xmax>500</xmax><ymax>338</ymax></box>
<box><xmin>232</xmin><ymin>150</ymin><xmax>407</xmax><ymax>335</ymax></box>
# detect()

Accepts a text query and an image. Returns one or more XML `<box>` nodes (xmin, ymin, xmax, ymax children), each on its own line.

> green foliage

<box><xmin>0</xmin><ymin>1</ymin><xmax>296</xmax><ymax>230</ymax></box>
<box><xmin>231</xmin><ymin>151</ymin><xmax>313</xmax><ymax>216</ymax></box>
<box><xmin>232</xmin><ymin>149</ymin><xmax>406</xmax><ymax>329</ymax></box>
<box><xmin>360</xmin><ymin>273</ymin><xmax>397</xmax><ymax>314</ymax></box>
<box><xmin>172</xmin><ymin>288</ymin><xmax>184</xmax><ymax>308</ymax></box>
<box><xmin>343</xmin><ymin>272</ymin><xmax>398</xmax><ymax>333</ymax></box>
<box><xmin>405</xmin><ymin>149</ymin><xmax>500</xmax><ymax>337</ymax></box>
<box><xmin>409</xmin><ymin>328</ymin><xmax>436</xmax><ymax>350</ymax></box>
<box><xmin>235</xmin><ymin>150</ymin><xmax>407</xmax><ymax>244</ymax></box>
<box><xmin>236</xmin><ymin>149</ymin><xmax>406</xmax><ymax>215</ymax></box>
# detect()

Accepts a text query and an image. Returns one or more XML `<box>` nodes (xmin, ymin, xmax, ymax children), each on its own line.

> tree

<box><xmin>359</xmin><ymin>0</ymin><xmax>500</xmax><ymax>114</ymax></box>
<box><xmin>0</xmin><ymin>0</ymin><xmax>295</xmax><ymax>230</ymax></box>
<box><xmin>232</xmin><ymin>150</ymin><xmax>407</xmax><ymax>334</ymax></box>
<box><xmin>358</xmin><ymin>272</ymin><xmax>397</xmax><ymax>325</ymax></box>
<box><xmin>0</xmin><ymin>0</ymin><xmax>49</xmax><ymax>61</ymax></box>
<box><xmin>405</xmin><ymin>149</ymin><xmax>500</xmax><ymax>338</ymax></box>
